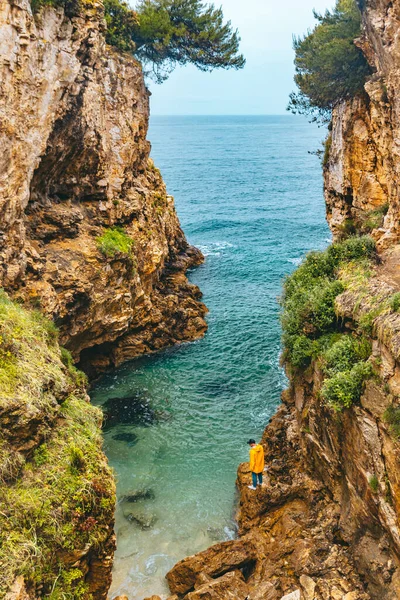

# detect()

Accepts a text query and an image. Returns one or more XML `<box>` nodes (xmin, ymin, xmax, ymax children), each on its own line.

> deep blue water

<box><xmin>91</xmin><ymin>115</ymin><xmax>329</xmax><ymax>599</ymax></box>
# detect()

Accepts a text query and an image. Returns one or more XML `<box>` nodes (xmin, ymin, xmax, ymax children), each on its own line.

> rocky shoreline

<box><xmin>4</xmin><ymin>0</ymin><xmax>400</xmax><ymax>597</ymax></box>
<box><xmin>126</xmin><ymin>1</ymin><xmax>400</xmax><ymax>598</ymax></box>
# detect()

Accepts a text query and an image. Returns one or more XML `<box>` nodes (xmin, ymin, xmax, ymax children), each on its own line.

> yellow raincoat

<box><xmin>249</xmin><ymin>444</ymin><xmax>264</xmax><ymax>474</ymax></box>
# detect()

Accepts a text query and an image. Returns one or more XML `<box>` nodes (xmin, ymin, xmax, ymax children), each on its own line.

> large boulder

<box><xmin>166</xmin><ymin>538</ymin><xmax>257</xmax><ymax>595</ymax></box>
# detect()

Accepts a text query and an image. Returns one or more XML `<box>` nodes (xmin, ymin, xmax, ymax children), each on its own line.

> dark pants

<box><xmin>252</xmin><ymin>472</ymin><xmax>263</xmax><ymax>487</ymax></box>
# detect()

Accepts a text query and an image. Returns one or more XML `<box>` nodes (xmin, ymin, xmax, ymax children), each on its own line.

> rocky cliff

<box><xmin>0</xmin><ymin>0</ymin><xmax>207</xmax><ymax>596</ymax></box>
<box><xmin>0</xmin><ymin>0</ymin><xmax>207</xmax><ymax>380</ymax></box>
<box><xmin>325</xmin><ymin>0</ymin><xmax>400</xmax><ymax>250</ymax></box>
<box><xmin>158</xmin><ymin>2</ymin><xmax>400</xmax><ymax>599</ymax></box>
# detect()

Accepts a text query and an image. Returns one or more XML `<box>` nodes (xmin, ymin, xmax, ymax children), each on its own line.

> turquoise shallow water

<box><xmin>90</xmin><ymin>115</ymin><xmax>330</xmax><ymax>599</ymax></box>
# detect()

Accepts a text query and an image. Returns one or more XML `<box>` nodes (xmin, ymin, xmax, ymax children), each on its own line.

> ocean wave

<box><xmin>198</xmin><ymin>241</ymin><xmax>235</xmax><ymax>257</ymax></box>
<box><xmin>287</xmin><ymin>257</ymin><xmax>302</xmax><ymax>266</ymax></box>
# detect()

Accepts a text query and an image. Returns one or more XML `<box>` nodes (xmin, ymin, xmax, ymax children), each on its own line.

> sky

<box><xmin>148</xmin><ymin>0</ymin><xmax>334</xmax><ymax>115</ymax></box>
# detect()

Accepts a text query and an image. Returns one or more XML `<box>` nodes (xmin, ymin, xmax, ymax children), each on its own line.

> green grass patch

<box><xmin>0</xmin><ymin>290</ymin><xmax>67</xmax><ymax>408</ymax></box>
<box><xmin>0</xmin><ymin>291</ymin><xmax>115</xmax><ymax>597</ymax></box>
<box><xmin>369</xmin><ymin>474</ymin><xmax>379</xmax><ymax>494</ymax></box>
<box><xmin>96</xmin><ymin>226</ymin><xmax>134</xmax><ymax>258</ymax></box>
<box><xmin>390</xmin><ymin>292</ymin><xmax>400</xmax><ymax>313</ymax></box>
<box><xmin>362</xmin><ymin>205</ymin><xmax>388</xmax><ymax>232</ymax></box>
<box><xmin>383</xmin><ymin>405</ymin><xmax>400</xmax><ymax>439</ymax></box>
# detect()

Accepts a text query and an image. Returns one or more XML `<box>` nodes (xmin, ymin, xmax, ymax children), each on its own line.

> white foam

<box><xmin>198</xmin><ymin>241</ymin><xmax>235</xmax><ymax>257</ymax></box>
<box><xmin>287</xmin><ymin>257</ymin><xmax>302</xmax><ymax>266</ymax></box>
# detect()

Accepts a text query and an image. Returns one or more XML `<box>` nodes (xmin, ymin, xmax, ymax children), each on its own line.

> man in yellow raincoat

<box><xmin>247</xmin><ymin>439</ymin><xmax>264</xmax><ymax>490</ymax></box>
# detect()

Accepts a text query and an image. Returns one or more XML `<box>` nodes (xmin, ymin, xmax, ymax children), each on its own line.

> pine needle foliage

<box><xmin>288</xmin><ymin>0</ymin><xmax>371</xmax><ymax>121</ymax></box>
<box><xmin>104</xmin><ymin>0</ymin><xmax>245</xmax><ymax>82</ymax></box>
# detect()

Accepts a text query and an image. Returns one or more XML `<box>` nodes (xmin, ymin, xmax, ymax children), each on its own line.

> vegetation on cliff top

<box><xmin>288</xmin><ymin>0</ymin><xmax>371</xmax><ymax>121</ymax></box>
<box><xmin>32</xmin><ymin>0</ymin><xmax>245</xmax><ymax>83</ymax></box>
<box><xmin>0</xmin><ymin>290</ymin><xmax>115</xmax><ymax>598</ymax></box>
<box><xmin>281</xmin><ymin>236</ymin><xmax>376</xmax><ymax>411</ymax></box>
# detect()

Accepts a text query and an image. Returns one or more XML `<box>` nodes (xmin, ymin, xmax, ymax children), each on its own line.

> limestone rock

<box><xmin>5</xmin><ymin>578</ymin><xmax>29</xmax><ymax>600</ymax></box>
<box><xmin>0</xmin><ymin>0</ymin><xmax>207</xmax><ymax>379</ymax></box>
<box><xmin>280</xmin><ymin>592</ymin><xmax>301</xmax><ymax>600</ymax></box>
<box><xmin>248</xmin><ymin>581</ymin><xmax>279</xmax><ymax>600</ymax></box>
<box><xmin>184</xmin><ymin>571</ymin><xmax>249</xmax><ymax>600</ymax></box>
<box><xmin>166</xmin><ymin>538</ymin><xmax>257</xmax><ymax>595</ymax></box>
<box><xmin>299</xmin><ymin>575</ymin><xmax>315</xmax><ymax>600</ymax></box>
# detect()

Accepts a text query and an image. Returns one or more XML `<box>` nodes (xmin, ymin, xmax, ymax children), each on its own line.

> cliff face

<box><xmin>0</xmin><ymin>0</ymin><xmax>207</xmax><ymax>379</ymax></box>
<box><xmin>161</xmin><ymin>2</ymin><xmax>400</xmax><ymax>600</ymax></box>
<box><xmin>325</xmin><ymin>0</ymin><xmax>400</xmax><ymax>249</ymax></box>
<box><xmin>1</xmin><ymin>0</ymin><xmax>207</xmax><ymax>596</ymax></box>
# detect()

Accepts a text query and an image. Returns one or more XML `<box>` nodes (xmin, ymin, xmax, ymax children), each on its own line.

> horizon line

<box><xmin>150</xmin><ymin>113</ymin><xmax>303</xmax><ymax>117</ymax></box>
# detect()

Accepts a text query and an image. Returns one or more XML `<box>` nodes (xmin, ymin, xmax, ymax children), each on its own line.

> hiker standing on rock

<box><xmin>247</xmin><ymin>439</ymin><xmax>264</xmax><ymax>490</ymax></box>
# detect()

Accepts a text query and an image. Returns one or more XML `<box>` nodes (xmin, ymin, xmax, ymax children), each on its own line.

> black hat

<box><xmin>247</xmin><ymin>439</ymin><xmax>256</xmax><ymax>445</ymax></box>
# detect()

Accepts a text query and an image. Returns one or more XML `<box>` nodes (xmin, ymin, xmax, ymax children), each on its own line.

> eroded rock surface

<box><xmin>325</xmin><ymin>0</ymin><xmax>400</xmax><ymax>250</ymax></box>
<box><xmin>0</xmin><ymin>0</ymin><xmax>207</xmax><ymax>379</ymax></box>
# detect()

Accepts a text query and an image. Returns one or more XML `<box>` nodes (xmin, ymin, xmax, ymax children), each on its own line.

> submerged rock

<box><xmin>102</xmin><ymin>393</ymin><xmax>157</xmax><ymax>430</ymax></box>
<box><xmin>112</xmin><ymin>431</ymin><xmax>139</xmax><ymax>445</ymax></box>
<box><xmin>119</xmin><ymin>488</ymin><xmax>155</xmax><ymax>503</ymax></box>
<box><xmin>124</xmin><ymin>508</ymin><xmax>157</xmax><ymax>530</ymax></box>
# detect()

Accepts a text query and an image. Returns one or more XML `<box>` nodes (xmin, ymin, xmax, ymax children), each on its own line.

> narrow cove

<box><xmin>90</xmin><ymin>115</ymin><xmax>330</xmax><ymax>599</ymax></box>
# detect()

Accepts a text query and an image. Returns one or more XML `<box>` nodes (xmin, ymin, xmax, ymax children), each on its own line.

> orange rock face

<box><xmin>324</xmin><ymin>1</ymin><xmax>400</xmax><ymax>250</ymax></box>
<box><xmin>0</xmin><ymin>0</ymin><xmax>207</xmax><ymax>379</ymax></box>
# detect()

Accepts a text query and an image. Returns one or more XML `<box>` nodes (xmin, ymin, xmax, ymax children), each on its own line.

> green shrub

<box><xmin>288</xmin><ymin>0</ymin><xmax>371</xmax><ymax>121</ymax></box>
<box><xmin>281</xmin><ymin>236</ymin><xmax>376</xmax><ymax>369</ymax></box>
<box><xmin>369</xmin><ymin>474</ymin><xmax>379</xmax><ymax>493</ymax></box>
<box><xmin>362</xmin><ymin>205</ymin><xmax>388</xmax><ymax>232</ymax></box>
<box><xmin>322</xmin><ymin>335</ymin><xmax>371</xmax><ymax>376</ymax></box>
<box><xmin>338</xmin><ymin>218</ymin><xmax>357</xmax><ymax>237</ymax></box>
<box><xmin>283</xmin><ymin>335</ymin><xmax>317</xmax><ymax>369</ymax></box>
<box><xmin>283</xmin><ymin>251</ymin><xmax>336</xmax><ymax>299</ymax></box>
<box><xmin>327</xmin><ymin>235</ymin><xmax>376</xmax><ymax>263</ymax></box>
<box><xmin>390</xmin><ymin>293</ymin><xmax>400</xmax><ymax>313</ymax></box>
<box><xmin>321</xmin><ymin>360</ymin><xmax>372</xmax><ymax>411</ymax></box>
<box><xmin>282</xmin><ymin>279</ymin><xmax>344</xmax><ymax>338</ymax></box>
<box><xmin>383</xmin><ymin>405</ymin><xmax>400</xmax><ymax>438</ymax></box>
<box><xmin>96</xmin><ymin>226</ymin><xmax>134</xmax><ymax>258</ymax></box>
<box><xmin>323</xmin><ymin>134</ymin><xmax>332</xmax><ymax>167</ymax></box>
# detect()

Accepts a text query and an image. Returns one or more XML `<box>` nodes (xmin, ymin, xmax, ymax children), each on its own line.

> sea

<box><xmin>90</xmin><ymin>115</ymin><xmax>330</xmax><ymax>599</ymax></box>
